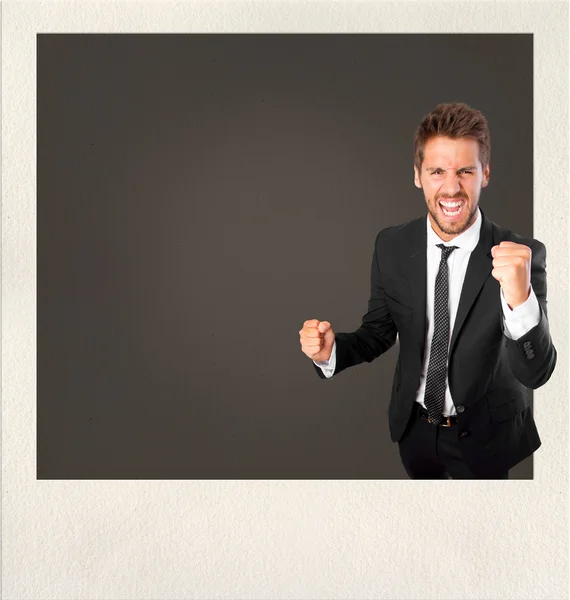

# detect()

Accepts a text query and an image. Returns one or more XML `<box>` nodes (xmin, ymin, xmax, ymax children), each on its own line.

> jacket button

<box><xmin>523</xmin><ymin>341</ymin><xmax>531</xmax><ymax>349</ymax></box>
<box><xmin>456</xmin><ymin>405</ymin><xmax>465</xmax><ymax>413</ymax></box>
<box><xmin>459</xmin><ymin>431</ymin><xmax>469</xmax><ymax>438</ymax></box>
<box><xmin>527</xmin><ymin>351</ymin><xmax>535</xmax><ymax>360</ymax></box>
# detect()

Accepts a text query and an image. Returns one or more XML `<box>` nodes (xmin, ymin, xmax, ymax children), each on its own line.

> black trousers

<box><xmin>398</xmin><ymin>402</ymin><xmax>509</xmax><ymax>480</ymax></box>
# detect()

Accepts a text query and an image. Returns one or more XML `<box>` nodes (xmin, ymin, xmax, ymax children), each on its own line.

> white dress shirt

<box><xmin>314</xmin><ymin>208</ymin><xmax>541</xmax><ymax>416</ymax></box>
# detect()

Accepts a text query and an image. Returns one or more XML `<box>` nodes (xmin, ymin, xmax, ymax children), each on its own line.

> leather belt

<box><xmin>417</xmin><ymin>405</ymin><xmax>458</xmax><ymax>427</ymax></box>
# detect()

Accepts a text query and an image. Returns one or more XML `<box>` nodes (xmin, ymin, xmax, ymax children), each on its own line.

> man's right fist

<box><xmin>299</xmin><ymin>319</ymin><xmax>335</xmax><ymax>362</ymax></box>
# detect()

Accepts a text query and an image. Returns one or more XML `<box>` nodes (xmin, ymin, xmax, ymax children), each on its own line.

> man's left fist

<box><xmin>491</xmin><ymin>241</ymin><xmax>532</xmax><ymax>309</ymax></box>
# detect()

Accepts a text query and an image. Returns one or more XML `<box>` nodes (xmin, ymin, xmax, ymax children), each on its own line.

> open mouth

<box><xmin>438</xmin><ymin>199</ymin><xmax>465</xmax><ymax>220</ymax></box>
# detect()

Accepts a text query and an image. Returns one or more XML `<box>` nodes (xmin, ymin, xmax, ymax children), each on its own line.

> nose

<box><xmin>439</xmin><ymin>172</ymin><xmax>462</xmax><ymax>196</ymax></box>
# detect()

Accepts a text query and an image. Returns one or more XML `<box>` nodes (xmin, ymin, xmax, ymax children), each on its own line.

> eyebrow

<box><xmin>425</xmin><ymin>166</ymin><xmax>478</xmax><ymax>172</ymax></box>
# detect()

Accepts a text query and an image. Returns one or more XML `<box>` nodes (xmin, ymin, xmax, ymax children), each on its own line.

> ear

<box><xmin>414</xmin><ymin>165</ymin><xmax>422</xmax><ymax>188</ymax></box>
<box><xmin>482</xmin><ymin>163</ymin><xmax>490</xmax><ymax>188</ymax></box>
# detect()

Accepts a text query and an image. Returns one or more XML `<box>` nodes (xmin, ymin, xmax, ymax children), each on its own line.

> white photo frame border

<box><xmin>2</xmin><ymin>2</ymin><xmax>568</xmax><ymax>599</ymax></box>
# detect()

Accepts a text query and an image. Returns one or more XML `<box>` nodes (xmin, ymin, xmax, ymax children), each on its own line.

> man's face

<box><xmin>414</xmin><ymin>136</ymin><xmax>490</xmax><ymax>241</ymax></box>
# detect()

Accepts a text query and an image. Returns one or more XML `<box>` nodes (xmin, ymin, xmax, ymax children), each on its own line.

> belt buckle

<box><xmin>428</xmin><ymin>414</ymin><xmax>452</xmax><ymax>427</ymax></box>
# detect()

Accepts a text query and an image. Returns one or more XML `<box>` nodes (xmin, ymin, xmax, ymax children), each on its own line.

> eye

<box><xmin>459</xmin><ymin>170</ymin><xmax>473</xmax><ymax>175</ymax></box>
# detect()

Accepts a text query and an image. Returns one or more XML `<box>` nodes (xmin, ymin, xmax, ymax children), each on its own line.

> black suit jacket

<box><xmin>313</xmin><ymin>209</ymin><xmax>557</xmax><ymax>477</ymax></box>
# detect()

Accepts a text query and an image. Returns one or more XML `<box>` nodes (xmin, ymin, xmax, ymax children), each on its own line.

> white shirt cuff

<box><xmin>313</xmin><ymin>341</ymin><xmax>336</xmax><ymax>377</ymax></box>
<box><xmin>500</xmin><ymin>286</ymin><xmax>541</xmax><ymax>340</ymax></box>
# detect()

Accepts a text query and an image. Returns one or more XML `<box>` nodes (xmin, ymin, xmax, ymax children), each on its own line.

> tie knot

<box><xmin>437</xmin><ymin>244</ymin><xmax>458</xmax><ymax>260</ymax></box>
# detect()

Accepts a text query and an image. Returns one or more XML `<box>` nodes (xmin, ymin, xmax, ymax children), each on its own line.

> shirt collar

<box><xmin>426</xmin><ymin>206</ymin><xmax>482</xmax><ymax>252</ymax></box>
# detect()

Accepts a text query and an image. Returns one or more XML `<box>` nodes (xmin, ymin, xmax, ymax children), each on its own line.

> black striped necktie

<box><xmin>423</xmin><ymin>244</ymin><xmax>458</xmax><ymax>425</ymax></box>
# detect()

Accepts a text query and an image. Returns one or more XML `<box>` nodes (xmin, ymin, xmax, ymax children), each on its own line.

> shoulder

<box><xmin>489</xmin><ymin>218</ymin><xmax>547</xmax><ymax>262</ymax></box>
<box><xmin>373</xmin><ymin>215</ymin><xmax>424</xmax><ymax>248</ymax></box>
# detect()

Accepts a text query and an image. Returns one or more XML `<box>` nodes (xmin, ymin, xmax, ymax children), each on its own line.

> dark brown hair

<box><xmin>413</xmin><ymin>102</ymin><xmax>491</xmax><ymax>173</ymax></box>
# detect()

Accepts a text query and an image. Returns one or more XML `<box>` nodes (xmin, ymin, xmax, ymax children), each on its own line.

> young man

<box><xmin>299</xmin><ymin>102</ymin><xmax>557</xmax><ymax>479</ymax></box>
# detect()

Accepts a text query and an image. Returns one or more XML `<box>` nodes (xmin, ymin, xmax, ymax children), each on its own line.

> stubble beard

<box><xmin>428</xmin><ymin>195</ymin><xmax>479</xmax><ymax>237</ymax></box>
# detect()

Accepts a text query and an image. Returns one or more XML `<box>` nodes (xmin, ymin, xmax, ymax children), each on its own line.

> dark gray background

<box><xmin>37</xmin><ymin>34</ymin><xmax>534</xmax><ymax>479</ymax></box>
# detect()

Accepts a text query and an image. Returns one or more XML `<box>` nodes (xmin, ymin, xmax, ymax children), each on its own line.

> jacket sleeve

<box><xmin>503</xmin><ymin>239</ymin><xmax>557</xmax><ymax>388</ymax></box>
<box><xmin>313</xmin><ymin>230</ymin><xmax>398</xmax><ymax>379</ymax></box>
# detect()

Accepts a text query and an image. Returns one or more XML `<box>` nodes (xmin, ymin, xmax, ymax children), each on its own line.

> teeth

<box><xmin>442</xmin><ymin>206</ymin><xmax>462</xmax><ymax>216</ymax></box>
<box><xmin>440</xmin><ymin>200</ymin><xmax>463</xmax><ymax>207</ymax></box>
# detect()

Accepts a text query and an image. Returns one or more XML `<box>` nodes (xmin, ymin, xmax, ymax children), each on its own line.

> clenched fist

<box><xmin>491</xmin><ymin>241</ymin><xmax>532</xmax><ymax>309</ymax></box>
<box><xmin>299</xmin><ymin>319</ymin><xmax>335</xmax><ymax>362</ymax></box>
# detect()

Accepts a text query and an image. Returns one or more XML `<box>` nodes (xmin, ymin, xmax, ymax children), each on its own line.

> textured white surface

<box><xmin>2</xmin><ymin>1</ymin><xmax>568</xmax><ymax>599</ymax></box>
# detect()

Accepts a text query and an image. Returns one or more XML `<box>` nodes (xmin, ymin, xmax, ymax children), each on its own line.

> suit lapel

<box><xmin>399</xmin><ymin>210</ymin><xmax>495</xmax><ymax>359</ymax></box>
<box><xmin>449</xmin><ymin>210</ymin><xmax>495</xmax><ymax>356</ymax></box>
